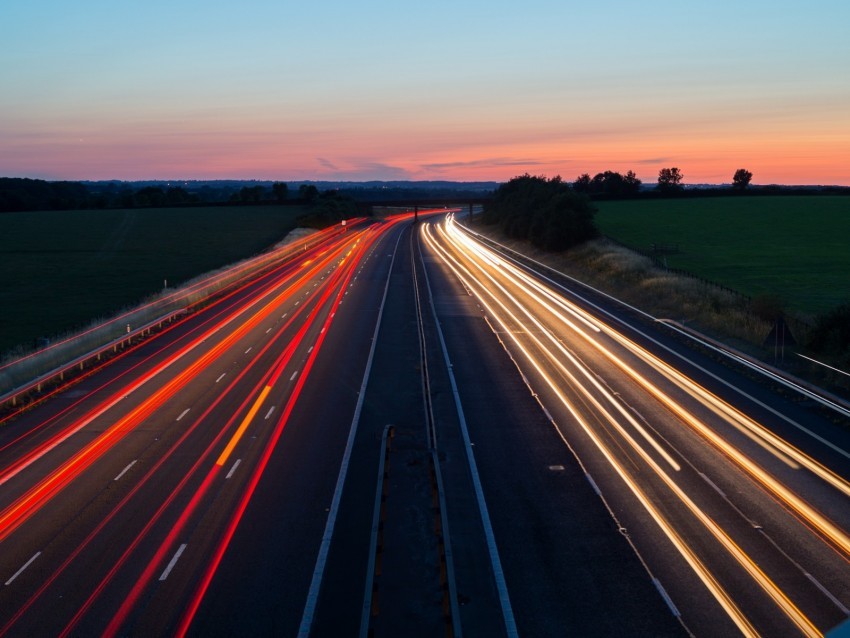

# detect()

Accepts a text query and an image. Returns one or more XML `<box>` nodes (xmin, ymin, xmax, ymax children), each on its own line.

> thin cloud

<box><xmin>423</xmin><ymin>157</ymin><xmax>551</xmax><ymax>171</ymax></box>
<box><xmin>634</xmin><ymin>157</ymin><xmax>672</xmax><ymax>165</ymax></box>
<box><xmin>317</xmin><ymin>157</ymin><xmax>339</xmax><ymax>171</ymax></box>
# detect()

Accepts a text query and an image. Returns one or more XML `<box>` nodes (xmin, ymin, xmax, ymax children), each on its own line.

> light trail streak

<box><xmin>104</xmin><ymin>225</ymin><xmax>391</xmax><ymax>635</ymax></box>
<box><xmin>0</xmin><ymin>232</ymin><xmax>361</xmax><ymax>545</ymax></box>
<box><xmin>0</xmin><ymin>231</ymin><xmax>365</xmax><ymax>636</ymax></box>
<box><xmin>424</xmin><ymin>221</ymin><xmax>826</xmax><ymax>637</ymax></box>
<box><xmin>432</xmin><ymin>223</ymin><xmax>681</xmax><ymax>472</ymax></box>
<box><xmin>0</xmin><ymin>223</ymin><xmax>360</xmax><ymax>427</ymax></box>
<box><xmin>0</xmin><ymin>221</ymin><xmax>354</xmax><ymax>375</ymax></box>
<box><xmin>176</xmin><ymin>215</ymin><xmax>396</xmax><ymax>637</ymax></box>
<box><xmin>443</xmin><ymin>218</ymin><xmax>850</xmax><ymax>558</ymax></box>
<box><xmin>65</xmin><ymin>232</ymin><xmax>363</xmax><ymax>638</ymax></box>
<box><xmin>3</xmin><ymin>298</ymin><xmax>313</xmax><ymax>634</ymax></box>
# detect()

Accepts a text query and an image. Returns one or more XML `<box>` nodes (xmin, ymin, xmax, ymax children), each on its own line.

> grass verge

<box><xmin>0</xmin><ymin>205</ymin><xmax>306</xmax><ymax>357</ymax></box>
<box><xmin>594</xmin><ymin>195</ymin><xmax>850</xmax><ymax>318</ymax></box>
<box><xmin>468</xmin><ymin>222</ymin><xmax>850</xmax><ymax>400</ymax></box>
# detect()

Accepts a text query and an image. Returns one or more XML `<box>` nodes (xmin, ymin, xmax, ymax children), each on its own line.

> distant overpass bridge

<box><xmin>360</xmin><ymin>196</ymin><xmax>491</xmax><ymax>222</ymax></box>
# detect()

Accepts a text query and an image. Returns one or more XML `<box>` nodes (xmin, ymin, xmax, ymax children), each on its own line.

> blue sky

<box><xmin>2</xmin><ymin>0</ymin><xmax>849</xmax><ymax>183</ymax></box>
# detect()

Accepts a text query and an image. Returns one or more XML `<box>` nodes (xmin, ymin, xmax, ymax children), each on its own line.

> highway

<box><xmin>0</xmin><ymin>211</ymin><xmax>848</xmax><ymax>636</ymax></box>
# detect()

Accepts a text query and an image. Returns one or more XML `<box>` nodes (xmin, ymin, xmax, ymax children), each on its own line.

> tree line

<box><xmin>481</xmin><ymin>174</ymin><xmax>598</xmax><ymax>251</ymax></box>
<box><xmin>0</xmin><ymin>178</ymin><xmax>304</xmax><ymax>212</ymax></box>
<box><xmin>478</xmin><ymin>169</ymin><xmax>761</xmax><ymax>251</ymax></box>
<box><xmin>569</xmin><ymin>167</ymin><xmax>757</xmax><ymax>199</ymax></box>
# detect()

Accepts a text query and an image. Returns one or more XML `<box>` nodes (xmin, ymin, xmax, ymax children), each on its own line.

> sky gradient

<box><xmin>2</xmin><ymin>1</ymin><xmax>849</xmax><ymax>185</ymax></box>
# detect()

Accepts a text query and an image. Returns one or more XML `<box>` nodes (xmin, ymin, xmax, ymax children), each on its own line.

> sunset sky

<box><xmin>2</xmin><ymin>1</ymin><xmax>849</xmax><ymax>185</ymax></box>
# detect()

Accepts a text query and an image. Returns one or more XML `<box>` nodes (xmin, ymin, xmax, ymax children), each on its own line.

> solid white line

<box><xmin>653</xmin><ymin>578</ymin><xmax>681</xmax><ymax>617</ymax></box>
<box><xmin>216</xmin><ymin>373</ymin><xmax>227</xmax><ymax>383</ymax></box>
<box><xmin>360</xmin><ymin>424</ymin><xmax>394</xmax><ymax>637</ymax></box>
<box><xmin>114</xmin><ymin>460</ymin><xmax>138</xmax><ymax>481</ymax></box>
<box><xmin>265</xmin><ymin>406</ymin><xmax>276</xmax><ymax>420</ymax></box>
<box><xmin>420</xmin><ymin>230</ymin><xmax>518</xmax><ymax>637</ymax></box>
<box><xmin>159</xmin><ymin>544</ymin><xmax>187</xmax><ymax>581</ymax></box>
<box><xmin>226</xmin><ymin>459</ymin><xmax>242</xmax><ymax>479</ymax></box>
<box><xmin>290</xmin><ymin>371</ymin><xmax>299</xmax><ymax>381</ymax></box>
<box><xmin>6</xmin><ymin>552</ymin><xmax>41</xmax><ymax>586</ymax></box>
<box><xmin>176</xmin><ymin>408</ymin><xmax>190</xmax><ymax>421</ymax></box>
<box><xmin>805</xmin><ymin>573</ymin><xmax>850</xmax><ymax>614</ymax></box>
<box><xmin>797</xmin><ymin>353</ymin><xmax>850</xmax><ymax>378</ymax></box>
<box><xmin>586</xmin><ymin>473</ymin><xmax>602</xmax><ymax>497</ymax></box>
<box><xmin>298</xmin><ymin>227</ymin><xmax>405</xmax><ymax>638</ymax></box>
<box><xmin>699</xmin><ymin>472</ymin><xmax>727</xmax><ymax>498</ymax></box>
<box><xmin>457</xmin><ymin>221</ymin><xmax>850</xmax><ymax>438</ymax></box>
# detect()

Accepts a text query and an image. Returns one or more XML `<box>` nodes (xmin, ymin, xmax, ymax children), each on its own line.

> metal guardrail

<box><xmin>0</xmin><ymin>221</ymin><xmax>353</xmax><ymax>416</ymax></box>
<box><xmin>0</xmin><ymin>309</ymin><xmax>187</xmax><ymax>409</ymax></box>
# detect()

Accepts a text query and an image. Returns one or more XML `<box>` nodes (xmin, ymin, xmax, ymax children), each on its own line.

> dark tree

<box><xmin>297</xmin><ymin>190</ymin><xmax>359</xmax><ymax>229</ymax></box>
<box><xmin>657</xmin><ymin>167</ymin><xmax>684</xmax><ymax>193</ymax></box>
<box><xmin>299</xmin><ymin>184</ymin><xmax>319</xmax><ymax>203</ymax></box>
<box><xmin>732</xmin><ymin>168</ymin><xmax>753</xmax><ymax>190</ymax></box>
<box><xmin>272</xmin><ymin>182</ymin><xmax>288</xmax><ymax>202</ymax></box>
<box><xmin>576</xmin><ymin>170</ymin><xmax>642</xmax><ymax>198</ymax></box>
<box><xmin>165</xmin><ymin>187</ymin><xmax>193</xmax><ymax>205</ymax></box>
<box><xmin>482</xmin><ymin>174</ymin><xmax>597</xmax><ymax>251</ymax></box>
<box><xmin>238</xmin><ymin>185</ymin><xmax>266</xmax><ymax>203</ymax></box>
<box><xmin>624</xmin><ymin>170</ymin><xmax>642</xmax><ymax>193</ymax></box>
<box><xmin>573</xmin><ymin>173</ymin><xmax>592</xmax><ymax>193</ymax></box>
<box><xmin>134</xmin><ymin>186</ymin><xmax>166</xmax><ymax>207</ymax></box>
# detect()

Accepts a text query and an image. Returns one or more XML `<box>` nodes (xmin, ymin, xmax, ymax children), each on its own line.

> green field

<box><xmin>0</xmin><ymin>205</ymin><xmax>306</xmax><ymax>357</ymax></box>
<box><xmin>594</xmin><ymin>196</ymin><xmax>850</xmax><ymax>317</ymax></box>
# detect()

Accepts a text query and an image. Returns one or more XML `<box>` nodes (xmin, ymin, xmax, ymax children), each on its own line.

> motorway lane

<box><xmin>3</xmin><ymin>208</ymin><xmax>848</xmax><ymax>637</ymax></box>
<box><xmin>422</xmin><ymin>216</ymin><xmax>850</xmax><ymax>636</ymax></box>
<box><xmin>185</xmin><ymin>219</ymin><xmax>413</xmax><ymax>636</ymax></box>
<box><xmin>0</xmin><ymin>221</ymin><xmax>380</xmax><ymax>635</ymax></box>
<box><xmin>419</xmin><ymin>221</ymin><xmax>687</xmax><ymax>637</ymax></box>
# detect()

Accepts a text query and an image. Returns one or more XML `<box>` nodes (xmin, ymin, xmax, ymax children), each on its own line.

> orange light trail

<box><xmin>424</xmin><ymin>216</ymin><xmax>831</xmax><ymax>637</ymax></box>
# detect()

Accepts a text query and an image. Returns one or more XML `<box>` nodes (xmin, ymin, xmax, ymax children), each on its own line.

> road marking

<box><xmin>114</xmin><ymin>460</ymin><xmax>138</xmax><ymax>481</ymax></box>
<box><xmin>265</xmin><ymin>406</ymin><xmax>276</xmax><ymax>420</ymax></box>
<box><xmin>282</xmin><ymin>313</ymin><xmax>287</xmax><ymax>319</ymax></box>
<box><xmin>308</xmin><ymin>346</ymin><xmax>314</xmax><ymax>353</ymax></box>
<box><xmin>266</xmin><ymin>328</ymin><xmax>272</xmax><ymax>334</ymax></box>
<box><xmin>159</xmin><ymin>544</ymin><xmax>187</xmax><ymax>581</ymax></box>
<box><xmin>6</xmin><ymin>552</ymin><xmax>41</xmax><ymax>585</ymax></box>
<box><xmin>699</xmin><ymin>472</ymin><xmax>727</xmax><ymax>498</ymax></box>
<box><xmin>226</xmin><ymin>459</ymin><xmax>241</xmax><ymax>479</ymax></box>
<box><xmin>299</xmin><ymin>228</ymin><xmax>404</xmax><ymax>638</ymax></box>
<box><xmin>805</xmin><ymin>573</ymin><xmax>850</xmax><ymax>614</ymax></box>
<box><xmin>216</xmin><ymin>373</ymin><xmax>227</xmax><ymax>383</ymax></box>
<box><xmin>653</xmin><ymin>578</ymin><xmax>681</xmax><ymax>617</ymax></box>
<box><xmin>290</xmin><ymin>371</ymin><xmax>299</xmax><ymax>381</ymax></box>
<box><xmin>548</xmin><ymin>465</ymin><xmax>565</xmax><ymax>471</ymax></box>
<box><xmin>216</xmin><ymin>385</ymin><xmax>272</xmax><ymax>466</ymax></box>
<box><xmin>245</xmin><ymin>347</ymin><xmax>252</xmax><ymax>354</ymax></box>
<box><xmin>176</xmin><ymin>409</ymin><xmax>190</xmax><ymax>421</ymax></box>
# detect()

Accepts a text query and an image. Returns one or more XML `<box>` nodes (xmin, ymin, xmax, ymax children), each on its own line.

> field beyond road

<box><xmin>0</xmin><ymin>205</ymin><xmax>306</xmax><ymax>357</ymax></box>
<box><xmin>594</xmin><ymin>196</ymin><xmax>850</xmax><ymax>317</ymax></box>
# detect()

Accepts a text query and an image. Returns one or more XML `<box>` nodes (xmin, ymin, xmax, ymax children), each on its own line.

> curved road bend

<box><xmin>2</xmin><ymin>210</ymin><xmax>845</xmax><ymax>636</ymax></box>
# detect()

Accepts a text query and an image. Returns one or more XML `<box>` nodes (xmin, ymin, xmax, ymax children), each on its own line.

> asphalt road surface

<box><xmin>0</xmin><ymin>211</ymin><xmax>848</xmax><ymax>637</ymax></box>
